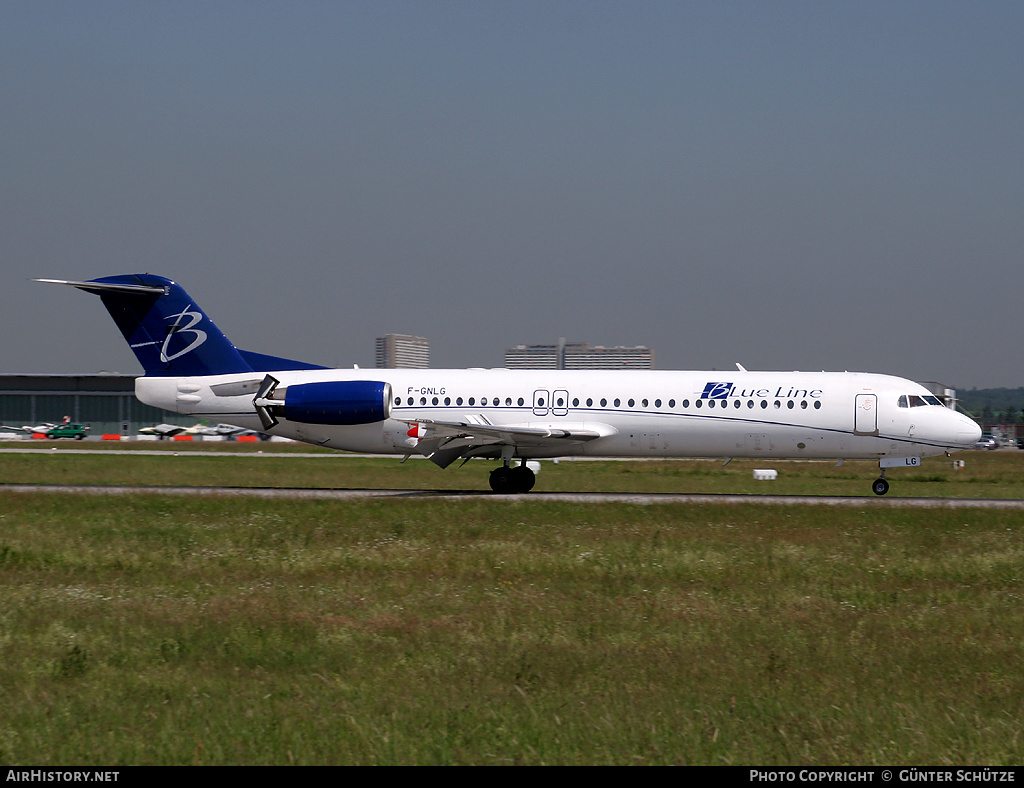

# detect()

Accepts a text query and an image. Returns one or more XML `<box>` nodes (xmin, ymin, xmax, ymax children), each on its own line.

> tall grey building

<box><xmin>504</xmin><ymin>339</ymin><xmax>653</xmax><ymax>370</ymax></box>
<box><xmin>375</xmin><ymin>334</ymin><xmax>430</xmax><ymax>369</ymax></box>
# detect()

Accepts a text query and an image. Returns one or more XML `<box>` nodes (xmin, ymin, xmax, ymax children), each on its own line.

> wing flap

<box><xmin>399</xmin><ymin>418</ymin><xmax>615</xmax><ymax>468</ymax></box>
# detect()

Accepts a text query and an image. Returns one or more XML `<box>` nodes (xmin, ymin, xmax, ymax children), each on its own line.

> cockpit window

<box><xmin>899</xmin><ymin>394</ymin><xmax>945</xmax><ymax>408</ymax></box>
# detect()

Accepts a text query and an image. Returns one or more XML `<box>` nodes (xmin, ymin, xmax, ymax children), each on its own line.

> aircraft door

<box><xmin>552</xmin><ymin>389</ymin><xmax>569</xmax><ymax>416</ymax></box>
<box><xmin>532</xmin><ymin>390</ymin><xmax>549</xmax><ymax>417</ymax></box>
<box><xmin>854</xmin><ymin>393</ymin><xmax>878</xmax><ymax>436</ymax></box>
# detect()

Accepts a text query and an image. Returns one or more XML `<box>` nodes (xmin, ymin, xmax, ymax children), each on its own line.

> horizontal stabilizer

<box><xmin>33</xmin><ymin>278</ymin><xmax>169</xmax><ymax>296</ymax></box>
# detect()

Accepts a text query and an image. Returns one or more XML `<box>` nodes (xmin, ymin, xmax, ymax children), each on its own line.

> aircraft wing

<box><xmin>398</xmin><ymin>416</ymin><xmax>614</xmax><ymax>468</ymax></box>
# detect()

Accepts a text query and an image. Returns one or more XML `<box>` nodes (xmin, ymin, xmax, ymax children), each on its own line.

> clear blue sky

<box><xmin>3</xmin><ymin>1</ymin><xmax>1022</xmax><ymax>387</ymax></box>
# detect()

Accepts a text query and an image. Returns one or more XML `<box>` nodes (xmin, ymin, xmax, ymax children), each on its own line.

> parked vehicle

<box><xmin>974</xmin><ymin>436</ymin><xmax>999</xmax><ymax>450</ymax></box>
<box><xmin>45</xmin><ymin>422</ymin><xmax>90</xmax><ymax>440</ymax></box>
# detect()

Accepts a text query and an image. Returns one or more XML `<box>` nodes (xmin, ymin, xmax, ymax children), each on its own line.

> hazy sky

<box><xmin>3</xmin><ymin>1</ymin><xmax>1022</xmax><ymax>388</ymax></box>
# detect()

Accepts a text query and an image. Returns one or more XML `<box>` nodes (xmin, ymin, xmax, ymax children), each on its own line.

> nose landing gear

<box><xmin>872</xmin><ymin>456</ymin><xmax>921</xmax><ymax>496</ymax></box>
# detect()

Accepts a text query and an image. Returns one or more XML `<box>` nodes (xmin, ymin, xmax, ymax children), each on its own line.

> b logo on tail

<box><xmin>161</xmin><ymin>305</ymin><xmax>208</xmax><ymax>362</ymax></box>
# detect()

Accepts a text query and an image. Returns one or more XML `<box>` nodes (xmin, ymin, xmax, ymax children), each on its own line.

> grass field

<box><xmin>3</xmin><ymin>442</ymin><xmax>1024</xmax><ymax>498</ymax></box>
<box><xmin>1</xmin><ymin>447</ymin><xmax>1023</xmax><ymax>764</ymax></box>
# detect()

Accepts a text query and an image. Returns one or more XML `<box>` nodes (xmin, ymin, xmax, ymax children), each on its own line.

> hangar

<box><xmin>0</xmin><ymin>374</ymin><xmax>181</xmax><ymax>436</ymax></box>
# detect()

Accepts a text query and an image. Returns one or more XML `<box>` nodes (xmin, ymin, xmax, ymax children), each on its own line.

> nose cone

<box><xmin>954</xmin><ymin>412</ymin><xmax>982</xmax><ymax>448</ymax></box>
<box><xmin>919</xmin><ymin>407</ymin><xmax>982</xmax><ymax>450</ymax></box>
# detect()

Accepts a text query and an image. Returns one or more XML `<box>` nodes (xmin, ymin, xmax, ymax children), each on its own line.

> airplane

<box><xmin>1</xmin><ymin>422</ymin><xmax>61</xmax><ymax>434</ymax></box>
<box><xmin>35</xmin><ymin>274</ymin><xmax>981</xmax><ymax>495</ymax></box>
<box><xmin>0</xmin><ymin>416</ymin><xmax>89</xmax><ymax>439</ymax></box>
<box><xmin>139</xmin><ymin>422</ymin><xmax>256</xmax><ymax>438</ymax></box>
<box><xmin>138</xmin><ymin>423</ymin><xmax>188</xmax><ymax>437</ymax></box>
<box><xmin>183</xmin><ymin>422</ymin><xmax>256</xmax><ymax>437</ymax></box>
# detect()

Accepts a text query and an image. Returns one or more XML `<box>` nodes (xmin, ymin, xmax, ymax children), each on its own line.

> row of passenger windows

<box><xmin>393</xmin><ymin>395</ymin><xmax>823</xmax><ymax>411</ymax></box>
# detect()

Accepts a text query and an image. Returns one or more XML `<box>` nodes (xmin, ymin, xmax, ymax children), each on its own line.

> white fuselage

<box><xmin>136</xmin><ymin>368</ymin><xmax>980</xmax><ymax>461</ymax></box>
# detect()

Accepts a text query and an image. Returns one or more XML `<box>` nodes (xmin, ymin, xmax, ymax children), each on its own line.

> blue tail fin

<box><xmin>37</xmin><ymin>274</ymin><xmax>325</xmax><ymax>376</ymax></box>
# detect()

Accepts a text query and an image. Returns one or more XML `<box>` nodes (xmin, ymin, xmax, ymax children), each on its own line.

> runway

<box><xmin>3</xmin><ymin>483</ymin><xmax>1024</xmax><ymax>508</ymax></box>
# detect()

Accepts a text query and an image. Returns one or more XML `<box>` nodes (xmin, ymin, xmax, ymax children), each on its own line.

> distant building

<box><xmin>917</xmin><ymin>381</ymin><xmax>960</xmax><ymax>410</ymax></box>
<box><xmin>503</xmin><ymin>343</ymin><xmax>562</xmax><ymax>369</ymax></box>
<box><xmin>375</xmin><ymin>334</ymin><xmax>430</xmax><ymax>369</ymax></box>
<box><xmin>504</xmin><ymin>339</ymin><xmax>654</xmax><ymax>370</ymax></box>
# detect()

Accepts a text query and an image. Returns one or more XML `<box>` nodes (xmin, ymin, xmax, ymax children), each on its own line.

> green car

<box><xmin>45</xmin><ymin>422</ymin><xmax>90</xmax><ymax>440</ymax></box>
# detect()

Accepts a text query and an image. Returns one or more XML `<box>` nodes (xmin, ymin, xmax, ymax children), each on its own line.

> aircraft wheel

<box><xmin>510</xmin><ymin>464</ymin><xmax>536</xmax><ymax>493</ymax></box>
<box><xmin>872</xmin><ymin>478</ymin><xmax>890</xmax><ymax>496</ymax></box>
<box><xmin>489</xmin><ymin>467</ymin><xmax>515</xmax><ymax>494</ymax></box>
<box><xmin>489</xmin><ymin>465</ymin><xmax>536</xmax><ymax>494</ymax></box>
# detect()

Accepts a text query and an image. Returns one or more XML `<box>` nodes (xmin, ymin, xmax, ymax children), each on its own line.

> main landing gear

<box><xmin>489</xmin><ymin>462</ymin><xmax>536</xmax><ymax>494</ymax></box>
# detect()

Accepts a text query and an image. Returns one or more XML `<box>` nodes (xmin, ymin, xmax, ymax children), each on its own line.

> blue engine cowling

<box><xmin>283</xmin><ymin>380</ymin><xmax>392</xmax><ymax>425</ymax></box>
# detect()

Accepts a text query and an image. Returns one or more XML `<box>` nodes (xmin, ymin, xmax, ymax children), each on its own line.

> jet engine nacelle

<box><xmin>284</xmin><ymin>380</ymin><xmax>392</xmax><ymax>425</ymax></box>
<box><xmin>253</xmin><ymin>376</ymin><xmax>392</xmax><ymax>430</ymax></box>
